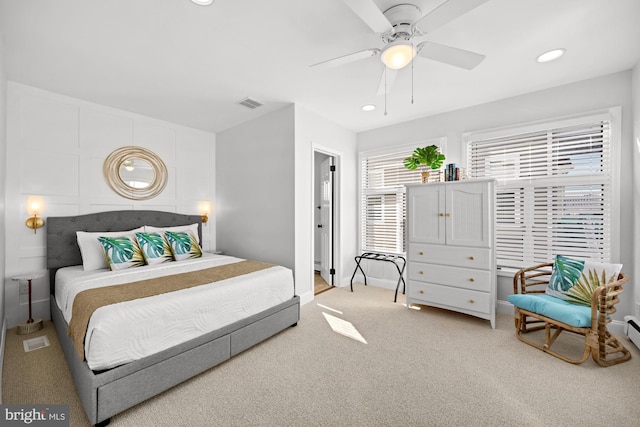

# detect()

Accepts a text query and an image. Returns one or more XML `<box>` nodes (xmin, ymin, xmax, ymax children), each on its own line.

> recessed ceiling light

<box><xmin>362</xmin><ymin>104</ymin><xmax>376</xmax><ymax>112</ymax></box>
<box><xmin>536</xmin><ymin>48</ymin><xmax>566</xmax><ymax>63</ymax></box>
<box><xmin>191</xmin><ymin>0</ymin><xmax>214</xmax><ymax>5</ymax></box>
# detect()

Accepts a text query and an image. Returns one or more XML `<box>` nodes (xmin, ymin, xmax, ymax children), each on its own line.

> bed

<box><xmin>46</xmin><ymin>210</ymin><xmax>300</xmax><ymax>426</ymax></box>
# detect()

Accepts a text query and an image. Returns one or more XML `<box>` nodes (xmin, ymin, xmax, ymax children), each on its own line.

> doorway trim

<box><xmin>312</xmin><ymin>144</ymin><xmax>343</xmax><ymax>294</ymax></box>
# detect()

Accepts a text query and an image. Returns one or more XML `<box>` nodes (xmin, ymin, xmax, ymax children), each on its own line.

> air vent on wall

<box><xmin>237</xmin><ymin>97</ymin><xmax>263</xmax><ymax>110</ymax></box>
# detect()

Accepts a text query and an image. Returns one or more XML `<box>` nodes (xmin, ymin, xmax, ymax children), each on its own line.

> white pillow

<box><xmin>144</xmin><ymin>223</ymin><xmax>200</xmax><ymax>244</ymax></box>
<box><xmin>77</xmin><ymin>227</ymin><xmax>144</xmax><ymax>271</ymax></box>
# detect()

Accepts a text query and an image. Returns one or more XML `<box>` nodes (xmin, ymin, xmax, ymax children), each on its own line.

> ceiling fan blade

<box><xmin>376</xmin><ymin>67</ymin><xmax>398</xmax><ymax>95</ymax></box>
<box><xmin>413</xmin><ymin>0</ymin><xmax>489</xmax><ymax>35</ymax></box>
<box><xmin>310</xmin><ymin>48</ymin><xmax>380</xmax><ymax>69</ymax></box>
<box><xmin>417</xmin><ymin>42</ymin><xmax>485</xmax><ymax>70</ymax></box>
<box><xmin>342</xmin><ymin>0</ymin><xmax>393</xmax><ymax>34</ymax></box>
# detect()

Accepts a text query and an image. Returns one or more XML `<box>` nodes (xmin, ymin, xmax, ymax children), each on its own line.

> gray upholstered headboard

<box><xmin>46</xmin><ymin>210</ymin><xmax>202</xmax><ymax>294</ymax></box>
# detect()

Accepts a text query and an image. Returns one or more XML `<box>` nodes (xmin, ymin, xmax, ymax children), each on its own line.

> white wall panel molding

<box><xmin>22</xmin><ymin>151</ymin><xmax>79</xmax><ymax>196</ymax></box>
<box><xmin>84</xmin><ymin>156</ymin><xmax>116</xmax><ymax>198</ymax></box>
<box><xmin>79</xmin><ymin>109</ymin><xmax>134</xmax><ymax>157</ymax></box>
<box><xmin>18</xmin><ymin>246</ymin><xmax>47</xmax><ymax>259</ymax></box>
<box><xmin>82</xmin><ymin>205</ymin><xmax>132</xmax><ymax>214</ymax></box>
<box><xmin>22</xmin><ymin>93</ymin><xmax>79</xmax><ymax>152</ymax></box>
<box><xmin>133</xmin><ymin>122</ymin><xmax>177</xmax><ymax>167</ymax></box>
<box><xmin>4</xmin><ymin>82</ymin><xmax>216</xmax><ymax>328</ymax></box>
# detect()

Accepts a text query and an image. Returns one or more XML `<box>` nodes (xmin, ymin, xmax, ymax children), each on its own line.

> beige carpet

<box><xmin>4</xmin><ymin>284</ymin><xmax>640</xmax><ymax>426</ymax></box>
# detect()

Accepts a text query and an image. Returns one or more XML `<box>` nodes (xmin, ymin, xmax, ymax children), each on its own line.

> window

<box><xmin>466</xmin><ymin>110</ymin><xmax>619</xmax><ymax>269</ymax></box>
<box><xmin>360</xmin><ymin>140</ymin><xmax>445</xmax><ymax>254</ymax></box>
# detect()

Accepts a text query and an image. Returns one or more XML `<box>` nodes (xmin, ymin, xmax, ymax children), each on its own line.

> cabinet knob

<box><xmin>469</xmin><ymin>278</ymin><xmax>475</xmax><ymax>282</ymax></box>
<box><xmin>419</xmin><ymin>271</ymin><xmax>424</xmax><ymax>275</ymax></box>
<box><xmin>469</xmin><ymin>299</ymin><xmax>475</xmax><ymax>304</ymax></box>
<box><xmin>419</xmin><ymin>290</ymin><xmax>424</xmax><ymax>294</ymax></box>
<box><xmin>445</xmin><ymin>213</ymin><xmax>451</xmax><ymax>217</ymax></box>
<box><xmin>418</xmin><ymin>251</ymin><xmax>424</xmax><ymax>255</ymax></box>
<box><xmin>469</xmin><ymin>256</ymin><xmax>474</xmax><ymax>261</ymax></box>
<box><xmin>439</xmin><ymin>213</ymin><xmax>444</xmax><ymax>217</ymax></box>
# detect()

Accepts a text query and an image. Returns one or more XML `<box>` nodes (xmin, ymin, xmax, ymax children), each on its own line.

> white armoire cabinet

<box><xmin>405</xmin><ymin>179</ymin><xmax>496</xmax><ymax>328</ymax></box>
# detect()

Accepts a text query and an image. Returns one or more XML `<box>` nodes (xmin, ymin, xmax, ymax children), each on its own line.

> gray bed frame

<box><xmin>46</xmin><ymin>210</ymin><xmax>300</xmax><ymax>426</ymax></box>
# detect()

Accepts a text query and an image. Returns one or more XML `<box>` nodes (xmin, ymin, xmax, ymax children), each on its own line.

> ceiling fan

<box><xmin>311</xmin><ymin>0</ymin><xmax>488</xmax><ymax>95</ymax></box>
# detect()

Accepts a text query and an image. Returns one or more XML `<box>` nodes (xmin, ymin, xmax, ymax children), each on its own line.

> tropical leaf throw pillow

<box><xmin>135</xmin><ymin>232</ymin><xmax>173</xmax><ymax>265</ymax></box>
<box><xmin>545</xmin><ymin>254</ymin><xmax>622</xmax><ymax>306</ymax></box>
<box><xmin>98</xmin><ymin>236</ymin><xmax>145</xmax><ymax>271</ymax></box>
<box><xmin>165</xmin><ymin>231</ymin><xmax>202</xmax><ymax>261</ymax></box>
<box><xmin>77</xmin><ymin>227</ymin><xmax>144</xmax><ymax>271</ymax></box>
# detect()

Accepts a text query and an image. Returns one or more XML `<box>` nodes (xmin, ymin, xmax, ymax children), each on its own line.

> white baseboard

<box><xmin>496</xmin><ymin>299</ymin><xmax>513</xmax><ymax>314</ymax></box>
<box><xmin>350</xmin><ymin>274</ymin><xmax>403</xmax><ymax>292</ymax></box>
<box><xmin>0</xmin><ymin>317</ymin><xmax>7</xmax><ymax>404</ymax></box>
<box><xmin>299</xmin><ymin>290</ymin><xmax>314</xmax><ymax>306</ymax></box>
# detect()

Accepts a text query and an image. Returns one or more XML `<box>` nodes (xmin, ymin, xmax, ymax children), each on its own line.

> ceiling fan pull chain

<box><xmin>411</xmin><ymin>42</ymin><xmax>415</xmax><ymax>104</ymax></box>
<box><xmin>384</xmin><ymin>67</ymin><xmax>388</xmax><ymax>116</ymax></box>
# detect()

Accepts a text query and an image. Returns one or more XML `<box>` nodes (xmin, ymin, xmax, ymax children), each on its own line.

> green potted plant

<box><xmin>403</xmin><ymin>145</ymin><xmax>446</xmax><ymax>183</ymax></box>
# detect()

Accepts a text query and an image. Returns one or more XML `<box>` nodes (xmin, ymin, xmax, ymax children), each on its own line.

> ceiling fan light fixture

<box><xmin>536</xmin><ymin>48</ymin><xmax>565</xmax><ymax>63</ymax></box>
<box><xmin>381</xmin><ymin>42</ymin><xmax>416</xmax><ymax>70</ymax></box>
<box><xmin>190</xmin><ymin>0</ymin><xmax>214</xmax><ymax>6</ymax></box>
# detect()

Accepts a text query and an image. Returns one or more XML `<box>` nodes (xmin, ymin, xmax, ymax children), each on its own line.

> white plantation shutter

<box><xmin>467</xmin><ymin>116</ymin><xmax>613</xmax><ymax>269</ymax></box>
<box><xmin>361</xmin><ymin>150</ymin><xmax>424</xmax><ymax>253</ymax></box>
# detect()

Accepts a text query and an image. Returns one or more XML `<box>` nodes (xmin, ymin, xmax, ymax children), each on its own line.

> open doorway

<box><xmin>314</xmin><ymin>150</ymin><xmax>336</xmax><ymax>295</ymax></box>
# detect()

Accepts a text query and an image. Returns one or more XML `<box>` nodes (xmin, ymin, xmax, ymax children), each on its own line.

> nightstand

<box><xmin>12</xmin><ymin>271</ymin><xmax>46</xmax><ymax>335</ymax></box>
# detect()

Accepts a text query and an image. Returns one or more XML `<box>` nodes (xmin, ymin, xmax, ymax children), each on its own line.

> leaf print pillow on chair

<box><xmin>98</xmin><ymin>235</ymin><xmax>146</xmax><ymax>270</ymax></box>
<box><xmin>545</xmin><ymin>254</ymin><xmax>623</xmax><ymax>306</ymax></box>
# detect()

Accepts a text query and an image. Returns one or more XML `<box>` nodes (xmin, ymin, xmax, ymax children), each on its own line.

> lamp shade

<box><xmin>381</xmin><ymin>42</ymin><xmax>416</xmax><ymax>70</ymax></box>
<box><xmin>28</xmin><ymin>200</ymin><xmax>41</xmax><ymax>215</ymax></box>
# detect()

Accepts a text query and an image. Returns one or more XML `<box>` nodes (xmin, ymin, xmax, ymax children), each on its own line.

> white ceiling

<box><xmin>1</xmin><ymin>0</ymin><xmax>639</xmax><ymax>134</ymax></box>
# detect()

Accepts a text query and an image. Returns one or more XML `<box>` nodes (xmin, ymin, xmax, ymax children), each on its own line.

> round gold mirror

<box><xmin>119</xmin><ymin>159</ymin><xmax>155</xmax><ymax>189</ymax></box>
<box><xmin>104</xmin><ymin>147</ymin><xmax>168</xmax><ymax>200</ymax></box>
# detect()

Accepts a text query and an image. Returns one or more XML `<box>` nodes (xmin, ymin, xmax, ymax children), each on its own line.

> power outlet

<box><xmin>19</xmin><ymin>282</ymin><xmax>29</xmax><ymax>295</ymax></box>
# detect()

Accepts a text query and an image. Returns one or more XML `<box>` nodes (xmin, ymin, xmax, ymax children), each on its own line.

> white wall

<box><xmin>633</xmin><ymin>62</ymin><xmax>640</xmax><ymax>318</ymax></box>
<box><xmin>4</xmin><ymin>83</ymin><xmax>216</xmax><ymax>328</ymax></box>
<box><xmin>0</xmin><ymin>25</ymin><xmax>7</xmax><ymax>326</ymax></box>
<box><xmin>216</xmin><ymin>105</ymin><xmax>357</xmax><ymax>305</ymax></box>
<box><xmin>295</xmin><ymin>105</ymin><xmax>358</xmax><ymax>304</ymax></box>
<box><xmin>0</xmin><ymin>24</ymin><xmax>8</xmax><ymax>405</ymax></box>
<box><xmin>358</xmin><ymin>70</ymin><xmax>635</xmax><ymax>322</ymax></box>
<box><xmin>216</xmin><ymin>105</ymin><xmax>295</xmax><ymax>270</ymax></box>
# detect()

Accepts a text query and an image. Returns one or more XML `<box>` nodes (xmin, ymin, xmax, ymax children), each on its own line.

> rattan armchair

<box><xmin>511</xmin><ymin>262</ymin><xmax>631</xmax><ymax>367</ymax></box>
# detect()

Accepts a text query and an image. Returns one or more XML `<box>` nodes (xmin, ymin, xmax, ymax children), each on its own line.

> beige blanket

<box><xmin>69</xmin><ymin>260</ymin><xmax>274</xmax><ymax>360</ymax></box>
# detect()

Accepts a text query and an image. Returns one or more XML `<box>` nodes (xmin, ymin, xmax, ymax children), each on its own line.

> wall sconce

<box><xmin>200</xmin><ymin>202</ymin><xmax>210</xmax><ymax>225</ymax></box>
<box><xmin>26</xmin><ymin>199</ymin><xmax>45</xmax><ymax>234</ymax></box>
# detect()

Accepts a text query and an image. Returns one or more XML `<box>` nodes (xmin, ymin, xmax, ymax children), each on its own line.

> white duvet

<box><xmin>55</xmin><ymin>253</ymin><xmax>294</xmax><ymax>370</ymax></box>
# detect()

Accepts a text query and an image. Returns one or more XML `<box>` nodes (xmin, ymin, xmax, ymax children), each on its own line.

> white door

<box><xmin>445</xmin><ymin>181</ymin><xmax>492</xmax><ymax>247</ymax></box>
<box><xmin>407</xmin><ymin>184</ymin><xmax>446</xmax><ymax>244</ymax></box>
<box><xmin>319</xmin><ymin>157</ymin><xmax>333</xmax><ymax>285</ymax></box>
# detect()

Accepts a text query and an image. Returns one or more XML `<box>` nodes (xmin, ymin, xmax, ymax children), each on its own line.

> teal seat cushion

<box><xmin>508</xmin><ymin>294</ymin><xmax>591</xmax><ymax>328</ymax></box>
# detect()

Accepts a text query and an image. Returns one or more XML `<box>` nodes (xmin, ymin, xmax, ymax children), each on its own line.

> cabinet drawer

<box><xmin>408</xmin><ymin>262</ymin><xmax>492</xmax><ymax>292</ymax></box>
<box><xmin>408</xmin><ymin>243</ymin><xmax>491</xmax><ymax>269</ymax></box>
<box><xmin>408</xmin><ymin>281</ymin><xmax>490</xmax><ymax>314</ymax></box>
